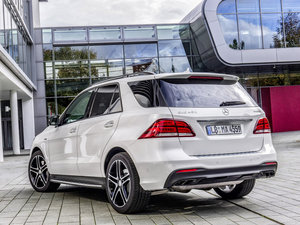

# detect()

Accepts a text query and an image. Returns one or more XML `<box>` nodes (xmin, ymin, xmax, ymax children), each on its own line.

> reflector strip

<box><xmin>176</xmin><ymin>169</ymin><xmax>198</xmax><ymax>173</ymax></box>
<box><xmin>189</xmin><ymin>76</ymin><xmax>223</xmax><ymax>80</ymax></box>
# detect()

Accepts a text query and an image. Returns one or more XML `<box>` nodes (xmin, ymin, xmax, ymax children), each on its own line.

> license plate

<box><xmin>206</xmin><ymin>124</ymin><xmax>242</xmax><ymax>135</ymax></box>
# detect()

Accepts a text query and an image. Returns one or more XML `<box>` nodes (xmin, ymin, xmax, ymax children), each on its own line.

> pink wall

<box><xmin>261</xmin><ymin>86</ymin><xmax>300</xmax><ymax>133</ymax></box>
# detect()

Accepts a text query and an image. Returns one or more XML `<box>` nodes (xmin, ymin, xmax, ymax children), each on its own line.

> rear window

<box><xmin>129</xmin><ymin>78</ymin><xmax>257</xmax><ymax>108</ymax></box>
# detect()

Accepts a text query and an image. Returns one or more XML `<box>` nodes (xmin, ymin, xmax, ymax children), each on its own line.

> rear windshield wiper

<box><xmin>220</xmin><ymin>101</ymin><xmax>246</xmax><ymax>107</ymax></box>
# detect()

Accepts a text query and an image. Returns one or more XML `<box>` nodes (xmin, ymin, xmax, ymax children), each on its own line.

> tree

<box><xmin>53</xmin><ymin>47</ymin><xmax>98</xmax><ymax>79</ymax></box>
<box><xmin>273</xmin><ymin>12</ymin><xmax>300</xmax><ymax>48</ymax></box>
<box><xmin>229</xmin><ymin>39</ymin><xmax>245</xmax><ymax>50</ymax></box>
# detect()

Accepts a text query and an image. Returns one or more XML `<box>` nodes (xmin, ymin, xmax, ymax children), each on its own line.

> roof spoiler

<box><xmin>154</xmin><ymin>72</ymin><xmax>239</xmax><ymax>82</ymax></box>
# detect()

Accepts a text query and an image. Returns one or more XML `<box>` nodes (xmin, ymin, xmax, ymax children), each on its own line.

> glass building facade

<box><xmin>31</xmin><ymin>0</ymin><xmax>300</xmax><ymax>133</ymax></box>
<box><xmin>40</xmin><ymin>25</ymin><xmax>205</xmax><ymax>117</ymax></box>
<box><xmin>0</xmin><ymin>0</ymin><xmax>33</xmax><ymax>77</ymax></box>
<box><xmin>217</xmin><ymin>0</ymin><xmax>300</xmax><ymax>50</ymax></box>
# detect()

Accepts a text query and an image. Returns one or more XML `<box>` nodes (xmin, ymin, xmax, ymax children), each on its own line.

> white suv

<box><xmin>29</xmin><ymin>72</ymin><xmax>277</xmax><ymax>213</ymax></box>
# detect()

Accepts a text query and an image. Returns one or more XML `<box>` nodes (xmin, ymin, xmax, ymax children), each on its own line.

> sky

<box><xmin>39</xmin><ymin>0</ymin><xmax>201</xmax><ymax>27</ymax></box>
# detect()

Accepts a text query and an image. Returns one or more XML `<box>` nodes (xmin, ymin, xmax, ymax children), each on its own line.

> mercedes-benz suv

<box><xmin>29</xmin><ymin>72</ymin><xmax>277</xmax><ymax>213</ymax></box>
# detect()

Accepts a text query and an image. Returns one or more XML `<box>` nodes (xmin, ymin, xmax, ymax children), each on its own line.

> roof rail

<box><xmin>91</xmin><ymin>71</ymin><xmax>156</xmax><ymax>86</ymax></box>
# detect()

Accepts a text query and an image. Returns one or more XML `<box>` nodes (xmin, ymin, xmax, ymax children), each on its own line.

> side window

<box><xmin>90</xmin><ymin>84</ymin><xmax>122</xmax><ymax>117</ymax></box>
<box><xmin>62</xmin><ymin>91</ymin><xmax>92</xmax><ymax>125</ymax></box>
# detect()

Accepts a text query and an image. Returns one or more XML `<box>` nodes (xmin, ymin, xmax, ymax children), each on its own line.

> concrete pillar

<box><xmin>10</xmin><ymin>90</ymin><xmax>20</xmax><ymax>155</ymax></box>
<box><xmin>0</xmin><ymin>101</ymin><xmax>3</xmax><ymax>162</ymax></box>
<box><xmin>22</xmin><ymin>99</ymin><xmax>35</xmax><ymax>150</ymax></box>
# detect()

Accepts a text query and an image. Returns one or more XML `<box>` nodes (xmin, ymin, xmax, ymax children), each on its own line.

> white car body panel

<box><xmin>77</xmin><ymin>113</ymin><xmax>121</xmax><ymax>177</ymax></box>
<box><xmin>30</xmin><ymin>72</ymin><xmax>277</xmax><ymax>191</ymax></box>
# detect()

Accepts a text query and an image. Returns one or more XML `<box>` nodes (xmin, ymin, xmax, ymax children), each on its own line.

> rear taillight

<box><xmin>253</xmin><ymin>118</ymin><xmax>271</xmax><ymax>134</ymax></box>
<box><xmin>139</xmin><ymin>119</ymin><xmax>195</xmax><ymax>139</ymax></box>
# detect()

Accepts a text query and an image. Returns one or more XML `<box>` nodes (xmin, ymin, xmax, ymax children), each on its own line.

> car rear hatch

<box><xmin>156</xmin><ymin>73</ymin><xmax>265</xmax><ymax>156</ymax></box>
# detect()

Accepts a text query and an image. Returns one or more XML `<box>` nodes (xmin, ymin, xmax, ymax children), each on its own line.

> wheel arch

<box><xmin>103</xmin><ymin>147</ymin><xmax>127</xmax><ymax>174</ymax></box>
<box><xmin>31</xmin><ymin>147</ymin><xmax>41</xmax><ymax>156</ymax></box>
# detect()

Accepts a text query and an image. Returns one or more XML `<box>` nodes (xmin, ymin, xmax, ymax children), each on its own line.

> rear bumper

<box><xmin>164</xmin><ymin>162</ymin><xmax>277</xmax><ymax>189</ymax></box>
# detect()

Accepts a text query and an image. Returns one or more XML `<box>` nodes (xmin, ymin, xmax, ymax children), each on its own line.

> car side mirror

<box><xmin>49</xmin><ymin>115</ymin><xmax>59</xmax><ymax>126</ymax></box>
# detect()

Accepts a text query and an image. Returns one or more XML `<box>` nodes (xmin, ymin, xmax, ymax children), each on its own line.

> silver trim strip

<box><xmin>171</xmin><ymin>180</ymin><xmax>243</xmax><ymax>191</ymax></box>
<box><xmin>197</xmin><ymin>119</ymin><xmax>253</xmax><ymax>123</ymax></box>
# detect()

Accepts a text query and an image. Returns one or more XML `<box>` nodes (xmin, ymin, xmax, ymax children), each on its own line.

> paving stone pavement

<box><xmin>0</xmin><ymin>141</ymin><xmax>299</xmax><ymax>225</ymax></box>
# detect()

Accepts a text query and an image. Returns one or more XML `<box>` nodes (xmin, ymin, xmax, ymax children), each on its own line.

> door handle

<box><xmin>104</xmin><ymin>121</ymin><xmax>114</xmax><ymax>128</ymax></box>
<box><xmin>69</xmin><ymin>127</ymin><xmax>77</xmax><ymax>133</ymax></box>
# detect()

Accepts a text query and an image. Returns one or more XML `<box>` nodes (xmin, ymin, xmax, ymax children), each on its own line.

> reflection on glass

<box><xmin>289</xmin><ymin>73</ymin><xmax>300</xmax><ymax>85</ymax></box>
<box><xmin>44</xmin><ymin>62</ymin><xmax>53</xmax><ymax>79</ymax></box>
<box><xmin>258</xmin><ymin>73</ymin><xmax>288</xmax><ymax>86</ymax></box>
<box><xmin>192</xmin><ymin>56</ymin><xmax>206</xmax><ymax>72</ymax></box>
<box><xmin>218</xmin><ymin>14</ymin><xmax>239</xmax><ymax>49</ymax></box>
<box><xmin>217</xmin><ymin>0</ymin><xmax>236</xmax><ymax>14</ymax></box>
<box><xmin>0</xmin><ymin>0</ymin><xmax>4</xmax><ymax>46</ymax></box>
<box><xmin>56</xmin><ymin>79</ymin><xmax>90</xmax><ymax>97</ymax></box>
<box><xmin>237</xmin><ymin>0</ymin><xmax>259</xmax><ymax>13</ymax></box>
<box><xmin>89</xmin><ymin>45</ymin><xmax>123</xmax><ymax>59</ymax></box>
<box><xmin>42</xmin><ymin>29</ymin><xmax>52</xmax><ymax>43</ymax></box>
<box><xmin>283</xmin><ymin>0</ymin><xmax>300</xmax><ymax>12</ymax></box>
<box><xmin>125</xmin><ymin>44</ymin><xmax>157</xmax><ymax>58</ymax></box>
<box><xmin>90</xmin><ymin>59</ymin><xmax>124</xmax><ymax>78</ymax></box>
<box><xmin>12</xmin><ymin>29</ymin><xmax>18</xmax><ymax>63</ymax></box>
<box><xmin>43</xmin><ymin>44</ymin><xmax>53</xmax><ymax>61</ymax></box>
<box><xmin>54</xmin><ymin>29</ymin><xmax>87</xmax><ymax>42</ymax></box>
<box><xmin>262</xmin><ymin>14</ymin><xmax>284</xmax><ymax>48</ymax></box>
<box><xmin>157</xmin><ymin>25</ymin><xmax>190</xmax><ymax>39</ymax></box>
<box><xmin>45</xmin><ymin>80</ymin><xmax>55</xmax><ymax>97</ymax></box>
<box><xmin>125</xmin><ymin>58</ymin><xmax>158</xmax><ymax>73</ymax></box>
<box><xmin>46</xmin><ymin>98</ymin><xmax>56</xmax><ymax>116</ymax></box>
<box><xmin>57</xmin><ymin>97</ymin><xmax>74</xmax><ymax>115</ymax></box>
<box><xmin>261</xmin><ymin>0</ymin><xmax>281</xmax><ymax>12</ymax></box>
<box><xmin>54</xmin><ymin>46</ymin><xmax>89</xmax><ymax>60</ymax></box>
<box><xmin>242</xmin><ymin>74</ymin><xmax>259</xmax><ymax>87</ymax></box>
<box><xmin>158</xmin><ymin>40</ymin><xmax>190</xmax><ymax>57</ymax></box>
<box><xmin>89</xmin><ymin>27</ymin><xmax>121</xmax><ymax>40</ymax></box>
<box><xmin>124</xmin><ymin>26</ymin><xmax>155</xmax><ymax>39</ymax></box>
<box><xmin>159</xmin><ymin>57</ymin><xmax>192</xmax><ymax>73</ymax></box>
<box><xmin>238</xmin><ymin>14</ymin><xmax>262</xmax><ymax>49</ymax></box>
<box><xmin>54</xmin><ymin>61</ymin><xmax>89</xmax><ymax>79</ymax></box>
<box><xmin>284</xmin><ymin>13</ymin><xmax>300</xmax><ymax>47</ymax></box>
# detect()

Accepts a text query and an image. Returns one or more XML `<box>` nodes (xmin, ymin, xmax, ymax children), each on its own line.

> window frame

<box><xmin>58</xmin><ymin>89</ymin><xmax>95</xmax><ymax>126</ymax></box>
<box><xmin>88</xmin><ymin>82</ymin><xmax>123</xmax><ymax>119</ymax></box>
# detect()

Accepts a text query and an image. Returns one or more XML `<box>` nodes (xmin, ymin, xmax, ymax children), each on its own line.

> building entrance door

<box><xmin>1</xmin><ymin>101</ymin><xmax>24</xmax><ymax>150</ymax></box>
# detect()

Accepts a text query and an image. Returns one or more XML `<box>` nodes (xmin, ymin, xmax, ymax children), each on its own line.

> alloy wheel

<box><xmin>107</xmin><ymin>160</ymin><xmax>131</xmax><ymax>208</ymax></box>
<box><xmin>29</xmin><ymin>155</ymin><xmax>49</xmax><ymax>189</ymax></box>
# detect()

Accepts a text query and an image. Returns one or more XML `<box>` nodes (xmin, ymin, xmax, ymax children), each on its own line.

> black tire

<box><xmin>28</xmin><ymin>150</ymin><xmax>60</xmax><ymax>192</ymax></box>
<box><xmin>105</xmin><ymin>152</ymin><xmax>150</xmax><ymax>214</ymax></box>
<box><xmin>214</xmin><ymin>179</ymin><xmax>255</xmax><ymax>199</ymax></box>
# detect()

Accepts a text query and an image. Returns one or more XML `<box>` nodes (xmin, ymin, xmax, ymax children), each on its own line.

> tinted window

<box><xmin>62</xmin><ymin>91</ymin><xmax>92</xmax><ymax>124</ymax></box>
<box><xmin>217</xmin><ymin>0</ymin><xmax>236</xmax><ymax>14</ymax></box>
<box><xmin>89</xmin><ymin>45</ymin><xmax>123</xmax><ymax>60</ymax></box>
<box><xmin>129</xmin><ymin>79</ymin><xmax>256</xmax><ymax>108</ymax></box>
<box><xmin>159</xmin><ymin>80</ymin><xmax>257</xmax><ymax>108</ymax></box>
<box><xmin>283</xmin><ymin>0</ymin><xmax>300</xmax><ymax>12</ymax></box>
<box><xmin>238</xmin><ymin>14</ymin><xmax>263</xmax><ymax>49</ymax></box>
<box><xmin>90</xmin><ymin>84</ymin><xmax>122</xmax><ymax>117</ymax></box>
<box><xmin>158</xmin><ymin>40</ymin><xmax>190</xmax><ymax>57</ymax></box>
<box><xmin>54</xmin><ymin>29</ymin><xmax>87</xmax><ymax>42</ymax></box>
<box><xmin>124</xmin><ymin>26</ymin><xmax>155</xmax><ymax>39</ymax></box>
<box><xmin>129</xmin><ymin>80</ymin><xmax>166</xmax><ymax>108</ymax></box>
<box><xmin>124</xmin><ymin>44</ymin><xmax>157</xmax><ymax>58</ymax></box>
<box><xmin>261</xmin><ymin>0</ymin><xmax>281</xmax><ymax>13</ymax></box>
<box><xmin>237</xmin><ymin>0</ymin><xmax>259</xmax><ymax>13</ymax></box>
<box><xmin>217</xmin><ymin>14</ymin><xmax>239</xmax><ymax>49</ymax></box>
<box><xmin>262</xmin><ymin>14</ymin><xmax>284</xmax><ymax>48</ymax></box>
<box><xmin>157</xmin><ymin>25</ymin><xmax>190</xmax><ymax>40</ymax></box>
<box><xmin>89</xmin><ymin>28</ymin><xmax>121</xmax><ymax>41</ymax></box>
